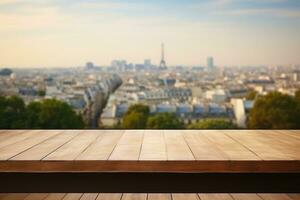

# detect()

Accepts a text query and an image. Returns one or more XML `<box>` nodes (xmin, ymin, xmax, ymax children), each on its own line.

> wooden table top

<box><xmin>0</xmin><ymin>193</ymin><xmax>299</xmax><ymax>200</ymax></box>
<box><xmin>0</xmin><ymin>130</ymin><xmax>299</xmax><ymax>172</ymax></box>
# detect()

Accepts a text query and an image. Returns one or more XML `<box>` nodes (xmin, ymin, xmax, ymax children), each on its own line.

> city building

<box><xmin>85</xmin><ymin>62</ymin><xmax>97</xmax><ymax>71</ymax></box>
<box><xmin>207</xmin><ymin>57</ymin><xmax>214</xmax><ymax>71</ymax></box>
<box><xmin>231</xmin><ymin>98</ymin><xmax>254</xmax><ymax>128</ymax></box>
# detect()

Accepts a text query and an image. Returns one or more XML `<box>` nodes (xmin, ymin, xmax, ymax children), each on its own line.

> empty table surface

<box><xmin>0</xmin><ymin>193</ymin><xmax>300</xmax><ymax>200</ymax></box>
<box><xmin>0</xmin><ymin>130</ymin><xmax>299</xmax><ymax>172</ymax></box>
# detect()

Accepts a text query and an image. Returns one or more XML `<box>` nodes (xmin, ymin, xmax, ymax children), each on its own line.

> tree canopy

<box><xmin>248</xmin><ymin>92</ymin><xmax>300</xmax><ymax>129</ymax></box>
<box><xmin>246</xmin><ymin>89</ymin><xmax>258</xmax><ymax>100</ymax></box>
<box><xmin>122</xmin><ymin>104</ymin><xmax>150</xmax><ymax>129</ymax></box>
<box><xmin>0</xmin><ymin>96</ymin><xmax>27</xmax><ymax>128</ymax></box>
<box><xmin>188</xmin><ymin>119</ymin><xmax>237</xmax><ymax>129</ymax></box>
<box><xmin>0</xmin><ymin>96</ymin><xmax>85</xmax><ymax>129</ymax></box>
<box><xmin>147</xmin><ymin>113</ymin><xmax>184</xmax><ymax>129</ymax></box>
<box><xmin>295</xmin><ymin>89</ymin><xmax>300</xmax><ymax>102</ymax></box>
<box><xmin>27</xmin><ymin>99</ymin><xmax>85</xmax><ymax>129</ymax></box>
<box><xmin>125</xmin><ymin>104</ymin><xmax>150</xmax><ymax>116</ymax></box>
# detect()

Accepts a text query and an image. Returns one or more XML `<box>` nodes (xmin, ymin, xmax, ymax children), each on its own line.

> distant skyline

<box><xmin>0</xmin><ymin>0</ymin><xmax>300</xmax><ymax>67</ymax></box>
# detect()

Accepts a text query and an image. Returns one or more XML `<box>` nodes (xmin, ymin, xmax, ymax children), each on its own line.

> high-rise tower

<box><xmin>159</xmin><ymin>43</ymin><xmax>167</xmax><ymax>70</ymax></box>
<box><xmin>207</xmin><ymin>56</ymin><xmax>214</xmax><ymax>71</ymax></box>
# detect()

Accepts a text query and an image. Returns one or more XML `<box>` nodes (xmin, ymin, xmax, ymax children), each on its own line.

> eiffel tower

<box><xmin>159</xmin><ymin>43</ymin><xmax>167</xmax><ymax>70</ymax></box>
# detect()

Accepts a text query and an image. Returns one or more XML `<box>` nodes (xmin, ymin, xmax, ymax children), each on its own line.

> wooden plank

<box><xmin>199</xmin><ymin>194</ymin><xmax>233</xmax><ymax>200</ymax></box>
<box><xmin>139</xmin><ymin>130</ymin><xmax>167</xmax><ymax>161</ymax></box>
<box><xmin>258</xmin><ymin>194</ymin><xmax>293</xmax><ymax>200</ymax></box>
<box><xmin>109</xmin><ymin>131</ymin><xmax>144</xmax><ymax>160</ymax></box>
<box><xmin>283</xmin><ymin>131</ymin><xmax>300</xmax><ymax>140</ymax></box>
<box><xmin>272</xmin><ymin>130</ymin><xmax>300</xmax><ymax>146</ymax></box>
<box><xmin>96</xmin><ymin>194</ymin><xmax>122</xmax><ymax>200</ymax></box>
<box><xmin>183</xmin><ymin>130</ymin><xmax>228</xmax><ymax>160</ymax></box>
<box><xmin>0</xmin><ymin>131</ymin><xmax>61</xmax><ymax>160</ymax></box>
<box><xmin>23</xmin><ymin>194</ymin><xmax>48</xmax><ymax>200</ymax></box>
<box><xmin>172</xmin><ymin>194</ymin><xmax>199</xmax><ymax>200</ymax></box>
<box><xmin>0</xmin><ymin>130</ymin><xmax>26</xmax><ymax>142</ymax></box>
<box><xmin>121</xmin><ymin>194</ymin><xmax>147</xmax><ymax>200</ymax></box>
<box><xmin>164</xmin><ymin>130</ymin><xmax>195</xmax><ymax>160</ymax></box>
<box><xmin>0</xmin><ymin>130</ymin><xmax>42</xmax><ymax>149</ymax></box>
<box><xmin>288</xmin><ymin>194</ymin><xmax>300</xmax><ymax>200</ymax></box>
<box><xmin>230</xmin><ymin>194</ymin><xmax>262</xmax><ymax>200</ymax></box>
<box><xmin>266</xmin><ymin>130</ymin><xmax>300</xmax><ymax>146</ymax></box>
<box><xmin>77</xmin><ymin>131</ymin><xmax>123</xmax><ymax>160</ymax></box>
<box><xmin>147</xmin><ymin>194</ymin><xmax>171</xmax><ymax>200</ymax></box>
<box><xmin>44</xmin><ymin>194</ymin><xmax>66</xmax><ymax>200</ymax></box>
<box><xmin>224</xmin><ymin>130</ymin><xmax>293</xmax><ymax>160</ymax></box>
<box><xmin>62</xmin><ymin>194</ymin><xmax>83</xmax><ymax>200</ymax></box>
<box><xmin>0</xmin><ymin>194</ymin><xmax>29</xmax><ymax>200</ymax></box>
<box><xmin>11</xmin><ymin>131</ymin><xmax>80</xmax><ymax>160</ymax></box>
<box><xmin>201</xmin><ymin>130</ymin><xmax>260</xmax><ymax>160</ymax></box>
<box><xmin>271</xmin><ymin>131</ymin><xmax>300</xmax><ymax>159</ymax></box>
<box><xmin>80</xmin><ymin>194</ymin><xmax>98</xmax><ymax>200</ymax></box>
<box><xmin>44</xmin><ymin>131</ymin><xmax>99</xmax><ymax>160</ymax></box>
<box><xmin>1</xmin><ymin>160</ymin><xmax>299</xmax><ymax>172</ymax></box>
<box><xmin>235</xmin><ymin>130</ymin><xmax>300</xmax><ymax>160</ymax></box>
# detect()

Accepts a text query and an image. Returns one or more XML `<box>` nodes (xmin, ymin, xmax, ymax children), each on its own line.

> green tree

<box><xmin>37</xmin><ymin>90</ymin><xmax>46</xmax><ymax>97</ymax></box>
<box><xmin>125</xmin><ymin>104</ymin><xmax>150</xmax><ymax>116</ymax></box>
<box><xmin>246</xmin><ymin>89</ymin><xmax>258</xmax><ymax>100</ymax></box>
<box><xmin>122</xmin><ymin>104</ymin><xmax>150</xmax><ymax>129</ymax></box>
<box><xmin>25</xmin><ymin>101</ymin><xmax>43</xmax><ymax>128</ymax></box>
<box><xmin>0</xmin><ymin>96</ymin><xmax>27</xmax><ymax>128</ymax></box>
<box><xmin>0</xmin><ymin>96</ymin><xmax>85</xmax><ymax>129</ymax></box>
<box><xmin>30</xmin><ymin>99</ymin><xmax>85</xmax><ymax>129</ymax></box>
<box><xmin>188</xmin><ymin>119</ymin><xmax>237</xmax><ymax>129</ymax></box>
<box><xmin>295</xmin><ymin>89</ymin><xmax>300</xmax><ymax>102</ymax></box>
<box><xmin>147</xmin><ymin>113</ymin><xmax>183</xmax><ymax>129</ymax></box>
<box><xmin>248</xmin><ymin>92</ymin><xmax>300</xmax><ymax>129</ymax></box>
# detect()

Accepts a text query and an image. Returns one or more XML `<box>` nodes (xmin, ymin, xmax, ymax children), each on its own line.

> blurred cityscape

<box><xmin>1</xmin><ymin>45</ymin><xmax>300</xmax><ymax>128</ymax></box>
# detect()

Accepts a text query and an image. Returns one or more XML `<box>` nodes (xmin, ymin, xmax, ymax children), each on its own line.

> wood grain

<box><xmin>172</xmin><ymin>194</ymin><xmax>199</xmax><ymax>200</ymax></box>
<box><xmin>0</xmin><ymin>194</ymin><xmax>299</xmax><ymax>200</ymax></box>
<box><xmin>23</xmin><ymin>194</ymin><xmax>48</xmax><ymax>200</ymax></box>
<box><xmin>11</xmin><ymin>131</ymin><xmax>79</xmax><ymax>160</ymax></box>
<box><xmin>199</xmin><ymin>194</ymin><xmax>233</xmax><ymax>200</ymax></box>
<box><xmin>62</xmin><ymin>194</ymin><xmax>83</xmax><ymax>200</ymax></box>
<box><xmin>147</xmin><ymin>194</ymin><xmax>171</xmax><ymax>200</ymax></box>
<box><xmin>77</xmin><ymin>131</ymin><xmax>123</xmax><ymax>160</ymax></box>
<box><xmin>258</xmin><ymin>194</ymin><xmax>293</xmax><ymax>200</ymax></box>
<box><xmin>96</xmin><ymin>194</ymin><xmax>122</xmax><ymax>200</ymax></box>
<box><xmin>80</xmin><ymin>194</ymin><xmax>99</xmax><ymax>200</ymax></box>
<box><xmin>183</xmin><ymin>130</ymin><xmax>228</xmax><ymax>160</ymax></box>
<box><xmin>121</xmin><ymin>194</ymin><xmax>147</xmax><ymax>200</ymax></box>
<box><xmin>43</xmin><ymin>194</ymin><xmax>66</xmax><ymax>200</ymax></box>
<box><xmin>201</xmin><ymin>130</ymin><xmax>259</xmax><ymax>160</ymax></box>
<box><xmin>139</xmin><ymin>130</ymin><xmax>167</xmax><ymax>161</ymax></box>
<box><xmin>0</xmin><ymin>131</ymin><xmax>61</xmax><ymax>160</ymax></box>
<box><xmin>0</xmin><ymin>130</ymin><xmax>299</xmax><ymax>173</ymax></box>
<box><xmin>44</xmin><ymin>131</ymin><xmax>99</xmax><ymax>160</ymax></box>
<box><xmin>164</xmin><ymin>130</ymin><xmax>195</xmax><ymax>160</ymax></box>
<box><xmin>109</xmin><ymin>130</ymin><xmax>144</xmax><ymax>160</ymax></box>
<box><xmin>230</xmin><ymin>194</ymin><xmax>262</xmax><ymax>200</ymax></box>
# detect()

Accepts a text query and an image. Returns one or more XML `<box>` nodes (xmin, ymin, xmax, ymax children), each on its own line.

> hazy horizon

<box><xmin>1</xmin><ymin>0</ymin><xmax>300</xmax><ymax>68</ymax></box>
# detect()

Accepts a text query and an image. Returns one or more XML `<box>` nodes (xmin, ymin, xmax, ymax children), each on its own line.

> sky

<box><xmin>0</xmin><ymin>0</ymin><xmax>300</xmax><ymax>67</ymax></box>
